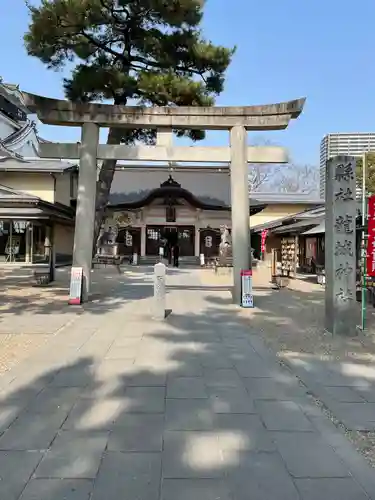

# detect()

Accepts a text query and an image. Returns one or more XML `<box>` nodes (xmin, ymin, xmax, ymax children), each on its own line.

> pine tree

<box><xmin>24</xmin><ymin>0</ymin><xmax>235</xmax><ymax>247</ymax></box>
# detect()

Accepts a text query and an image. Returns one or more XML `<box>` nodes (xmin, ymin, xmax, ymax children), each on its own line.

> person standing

<box><xmin>167</xmin><ymin>242</ymin><xmax>172</xmax><ymax>265</ymax></box>
<box><xmin>173</xmin><ymin>243</ymin><xmax>180</xmax><ymax>267</ymax></box>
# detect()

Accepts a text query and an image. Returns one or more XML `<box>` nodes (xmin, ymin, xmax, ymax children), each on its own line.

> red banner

<box><xmin>261</xmin><ymin>230</ymin><xmax>268</xmax><ymax>253</ymax></box>
<box><xmin>367</xmin><ymin>195</ymin><xmax>375</xmax><ymax>277</ymax></box>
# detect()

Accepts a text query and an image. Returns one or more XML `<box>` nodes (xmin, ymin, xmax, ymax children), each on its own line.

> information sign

<box><xmin>68</xmin><ymin>267</ymin><xmax>83</xmax><ymax>305</ymax></box>
<box><xmin>241</xmin><ymin>270</ymin><xmax>254</xmax><ymax>308</ymax></box>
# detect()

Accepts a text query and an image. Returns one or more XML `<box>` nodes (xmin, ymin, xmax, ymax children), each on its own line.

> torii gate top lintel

<box><xmin>21</xmin><ymin>92</ymin><xmax>306</xmax><ymax>131</ymax></box>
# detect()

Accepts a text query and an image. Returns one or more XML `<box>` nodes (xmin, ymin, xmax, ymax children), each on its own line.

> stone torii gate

<box><xmin>22</xmin><ymin>93</ymin><xmax>305</xmax><ymax>304</ymax></box>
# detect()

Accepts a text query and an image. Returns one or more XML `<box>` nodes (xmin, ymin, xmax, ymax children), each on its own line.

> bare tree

<box><xmin>277</xmin><ymin>163</ymin><xmax>320</xmax><ymax>195</ymax></box>
<box><xmin>248</xmin><ymin>138</ymin><xmax>281</xmax><ymax>193</ymax></box>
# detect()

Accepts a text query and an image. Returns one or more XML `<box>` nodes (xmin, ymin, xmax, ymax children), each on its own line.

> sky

<box><xmin>1</xmin><ymin>0</ymin><xmax>375</xmax><ymax>166</ymax></box>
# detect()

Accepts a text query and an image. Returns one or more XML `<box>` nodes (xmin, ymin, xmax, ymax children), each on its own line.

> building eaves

<box><xmin>0</xmin><ymin>183</ymin><xmax>39</xmax><ymax>201</ymax></box>
<box><xmin>249</xmin><ymin>192</ymin><xmax>324</xmax><ymax>205</ymax></box>
<box><xmin>0</xmin><ymin>156</ymin><xmax>77</xmax><ymax>173</ymax></box>
<box><xmin>272</xmin><ymin>217</ymin><xmax>323</xmax><ymax>234</ymax></box>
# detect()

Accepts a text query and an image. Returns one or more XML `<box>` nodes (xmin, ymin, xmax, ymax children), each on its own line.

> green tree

<box><xmin>24</xmin><ymin>0</ymin><xmax>235</xmax><ymax>247</ymax></box>
<box><xmin>356</xmin><ymin>153</ymin><xmax>375</xmax><ymax>194</ymax></box>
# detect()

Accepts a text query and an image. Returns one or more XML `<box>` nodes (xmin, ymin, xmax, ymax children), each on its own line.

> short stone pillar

<box><xmin>133</xmin><ymin>253</ymin><xmax>138</xmax><ymax>265</ymax></box>
<box><xmin>153</xmin><ymin>262</ymin><xmax>166</xmax><ymax>320</ymax></box>
<box><xmin>325</xmin><ymin>156</ymin><xmax>357</xmax><ymax>335</ymax></box>
<box><xmin>200</xmin><ymin>253</ymin><xmax>205</xmax><ymax>267</ymax></box>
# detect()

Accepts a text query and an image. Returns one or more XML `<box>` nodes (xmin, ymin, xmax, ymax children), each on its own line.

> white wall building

<box><xmin>320</xmin><ymin>133</ymin><xmax>375</xmax><ymax>198</ymax></box>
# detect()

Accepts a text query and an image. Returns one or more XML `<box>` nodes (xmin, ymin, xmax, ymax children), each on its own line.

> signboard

<box><xmin>261</xmin><ymin>230</ymin><xmax>268</xmax><ymax>254</ymax></box>
<box><xmin>241</xmin><ymin>270</ymin><xmax>254</xmax><ymax>308</ymax></box>
<box><xmin>68</xmin><ymin>267</ymin><xmax>83</xmax><ymax>305</ymax></box>
<box><xmin>367</xmin><ymin>195</ymin><xmax>375</xmax><ymax>277</ymax></box>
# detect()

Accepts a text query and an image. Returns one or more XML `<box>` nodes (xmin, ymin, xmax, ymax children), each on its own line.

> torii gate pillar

<box><xmin>72</xmin><ymin>123</ymin><xmax>99</xmax><ymax>301</ymax></box>
<box><xmin>230</xmin><ymin>125</ymin><xmax>250</xmax><ymax>303</ymax></box>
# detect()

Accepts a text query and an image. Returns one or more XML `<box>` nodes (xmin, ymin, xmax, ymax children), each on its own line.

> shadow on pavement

<box><xmin>0</xmin><ymin>273</ymin><xmax>374</xmax><ymax>499</ymax></box>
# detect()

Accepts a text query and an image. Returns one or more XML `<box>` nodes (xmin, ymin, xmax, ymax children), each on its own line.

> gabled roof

<box><xmin>110</xmin><ymin>185</ymin><xmax>230</xmax><ymax>211</ymax></box>
<box><xmin>109</xmin><ymin>174</ymin><xmax>265</xmax><ymax>215</ymax></box>
<box><xmin>0</xmin><ymin>156</ymin><xmax>77</xmax><ymax>173</ymax></box>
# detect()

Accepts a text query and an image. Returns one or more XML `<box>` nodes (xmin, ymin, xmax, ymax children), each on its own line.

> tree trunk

<box><xmin>92</xmin><ymin>126</ymin><xmax>124</xmax><ymax>256</ymax></box>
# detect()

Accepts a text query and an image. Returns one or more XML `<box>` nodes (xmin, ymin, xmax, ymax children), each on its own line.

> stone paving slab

<box><xmin>226</xmin><ymin>451</ymin><xmax>301</xmax><ymax>500</ymax></box>
<box><xmin>92</xmin><ymin>452</ymin><xmax>161</xmax><ymax>500</ymax></box>
<box><xmin>286</xmin><ymin>357</ymin><xmax>375</xmax><ymax>432</ymax></box>
<box><xmin>0</xmin><ymin>314</ymin><xmax>77</xmax><ymax>335</ymax></box>
<box><xmin>163</xmin><ymin>431</ymin><xmax>223</xmax><ymax>479</ymax></box>
<box><xmin>274</xmin><ymin>432</ymin><xmax>351</xmax><ymax>478</ymax></box>
<box><xmin>161</xmin><ymin>479</ymin><xmax>232</xmax><ymax>500</ymax></box>
<box><xmin>34</xmin><ymin>431</ymin><xmax>109</xmax><ymax>479</ymax></box>
<box><xmin>108</xmin><ymin>414</ymin><xmax>164</xmax><ymax>452</ymax></box>
<box><xmin>0</xmin><ymin>409</ymin><xmax>66</xmax><ymax>451</ymax></box>
<box><xmin>167</xmin><ymin>376</ymin><xmax>208</xmax><ymax>399</ymax></box>
<box><xmin>0</xmin><ymin>268</ymin><xmax>374</xmax><ymax>499</ymax></box>
<box><xmin>19</xmin><ymin>479</ymin><xmax>94</xmax><ymax>500</ymax></box>
<box><xmin>0</xmin><ymin>450</ymin><xmax>43</xmax><ymax>500</ymax></box>
<box><xmin>243</xmin><ymin>376</ymin><xmax>307</xmax><ymax>400</ymax></box>
<box><xmin>294</xmin><ymin>477</ymin><xmax>370</xmax><ymax>500</ymax></box>
<box><xmin>255</xmin><ymin>400</ymin><xmax>314</xmax><ymax>432</ymax></box>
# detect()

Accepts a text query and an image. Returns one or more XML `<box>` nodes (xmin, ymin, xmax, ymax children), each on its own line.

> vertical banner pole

<box><xmin>364</xmin><ymin>194</ymin><xmax>375</xmax><ymax>331</ymax></box>
<box><xmin>361</xmin><ymin>153</ymin><xmax>368</xmax><ymax>331</ymax></box>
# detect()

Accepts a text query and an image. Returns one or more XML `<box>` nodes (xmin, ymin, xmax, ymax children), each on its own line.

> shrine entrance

<box><xmin>23</xmin><ymin>90</ymin><xmax>305</xmax><ymax>303</ymax></box>
<box><xmin>116</xmin><ymin>228</ymin><xmax>141</xmax><ymax>256</ymax></box>
<box><xmin>146</xmin><ymin>225</ymin><xmax>195</xmax><ymax>257</ymax></box>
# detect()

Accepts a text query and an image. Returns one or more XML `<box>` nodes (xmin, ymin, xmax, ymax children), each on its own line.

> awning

<box><xmin>302</xmin><ymin>222</ymin><xmax>325</xmax><ymax>235</ymax></box>
<box><xmin>272</xmin><ymin>218</ymin><xmax>322</xmax><ymax>234</ymax></box>
<box><xmin>251</xmin><ymin>218</ymin><xmax>288</xmax><ymax>233</ymax></box>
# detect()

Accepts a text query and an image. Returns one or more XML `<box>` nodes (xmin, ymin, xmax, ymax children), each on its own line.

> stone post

<box><xmin>230</xmin><ymin>125</ymin><xmax>250</xmax><ymax>304</ymax></box>
<box><xmin>25</xmin><ymin>224</ymin><xmax>31</xmax><ymax>263</ymax></box>
<box><xmin>325</xmin><ymin>155</ymin><xmax>357</xmax><ymax>335</ymax></box>
<box><xmin>45</xmin><ymin>225</ymin><xmax>55</xmax><ymax>281</ymax></box>
<box><xmin>141</xmin><ymin>225</ymin><xmax>146</xmax><ymax>256</ymax></box>
<box><xmin>194</xmin><ymin>226</ymin><xmax>200</xmax><ymax>257</ymax></box>
<box><xmin>153</xmin><ymin>262</ymin><xmax>166</xmax><ymax>320</ymax></box>
<box><xmin>72</xmin><ymin>122</ymin><xmax>99</xmax><ymax>301</ymax></box>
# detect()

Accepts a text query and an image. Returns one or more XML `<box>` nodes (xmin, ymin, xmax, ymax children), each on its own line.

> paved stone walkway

<box><xmin>0</xmin><ymin>268</ymin><xmax>375</xmax><ymax>499</ymax></box>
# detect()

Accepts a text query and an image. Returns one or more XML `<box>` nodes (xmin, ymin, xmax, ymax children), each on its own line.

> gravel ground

<box><xmin>0</xmin><ymin>334</ymin><xmax>49</xmax><ymax>375</ymax></box>
<box><xmin>0</xmin><ymin>275</ymin><xmax>68</xmax><ymax>374</ymax></box>
<box><xmin>200</xmin><ymin>265</ymin><xmax>375</xmax><ymax>468</ymax></box>
<box><xmin>0</xmin><ymin>265</ymin><xmax>142</xmax><ymax>374</ymax></box>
